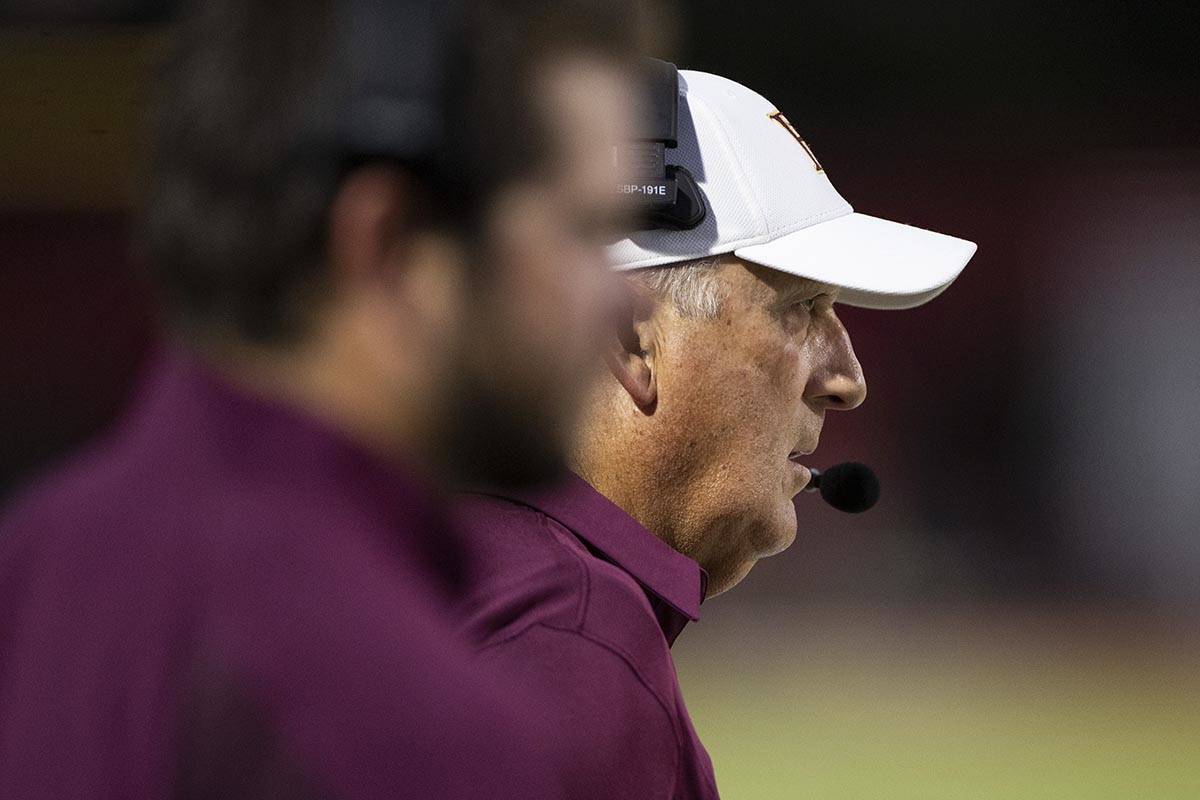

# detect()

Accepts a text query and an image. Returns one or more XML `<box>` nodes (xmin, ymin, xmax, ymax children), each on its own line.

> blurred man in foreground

<box><xmin>457</xmin><ymin>70</ymin><xmax>977</xmax><ymax>797</ymax></box>
<box><xmin>0</xmin><ymin>1</ymin><xmax>637</xmax><ymax>797</ymax></box>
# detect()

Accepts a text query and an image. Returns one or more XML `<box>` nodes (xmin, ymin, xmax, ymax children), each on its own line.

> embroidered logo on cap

<box><xmin>768</xmin><ymin>111</ymin><xmax>824</xmax><ymax>173</ymax></box>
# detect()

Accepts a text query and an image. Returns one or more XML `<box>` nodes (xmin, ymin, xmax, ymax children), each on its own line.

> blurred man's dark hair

<box><xmin>143</xmin><ymin>0</ymin><xmax>636</xmax><ymax>345</ymax></box>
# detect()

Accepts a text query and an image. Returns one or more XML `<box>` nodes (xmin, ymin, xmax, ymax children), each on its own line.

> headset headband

<box><xmin>617</xmin><ymin>59</ymin><xmax>707</xmax><ymax>232</ymax></box>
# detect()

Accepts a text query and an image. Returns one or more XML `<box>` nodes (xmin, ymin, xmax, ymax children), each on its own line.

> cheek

<box><xmin>740</xmin><ymin>337</ymin><xmax>808</xmax><ymax>447</ymax></box>
<box><xmin>664</xmin><ymin>348</ymin><xmax>793</xmax><ymax>487</ymax></box>
<box><xmin>482</xmin><ymin>232</ymin><xmax>621</xmax><ymax>431</ymax></box>
<box><xmin>678</xmin><ymin>327</ymin><xmax>800</xmax><ymax>424</ymax></box>
<box><xmin>495</xmin><ymin>235</ymin><xmax>589</xmax><ymax>346</ymax></box>
<box><xmin>664</xmin><ymin>335</ymin><xmax>805</xmax><ymax>562</ymax></box>
<box><xmin>697</xmin><ymin>341</ymin><xmax>807</xmax><ymax>507</ymax></box>
<box><xmin>768</xmin><ymin>338</ymin><xmax>808</xmax><ymax>399</ymax></box>
<box><xmin>516</xmin><ymin>234</ymin><xmax>613</xmax><ymax>342</ymax></box>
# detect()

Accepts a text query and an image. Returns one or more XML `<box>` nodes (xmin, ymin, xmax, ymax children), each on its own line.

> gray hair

<box><xmin>627</xmin><ymin>256</ymin><xmax>725</xmax><ymax>318</ymax></box>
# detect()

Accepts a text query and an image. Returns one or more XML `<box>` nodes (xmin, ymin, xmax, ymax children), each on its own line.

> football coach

<box><xmin>0</xmin><ymin>1</ymin><xmax>640</xmax><ymax>798</ymax></box>
<box><xmin>457</xmin><ymin>69</ymin><xmax>978</xmax><ymax>798</ymax></box>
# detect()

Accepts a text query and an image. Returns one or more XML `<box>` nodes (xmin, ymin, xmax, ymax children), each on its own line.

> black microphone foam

<box><xmin>817</xmin><ymin>462</ymin><xmax>880</xmax><ymax>513</ymax></box>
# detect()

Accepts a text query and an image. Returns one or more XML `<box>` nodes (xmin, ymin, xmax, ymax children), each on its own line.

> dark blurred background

<box><xmin>3</xmin><ymin>2</ymin><xmax>1198</xmax><ymax>796</ymax></box>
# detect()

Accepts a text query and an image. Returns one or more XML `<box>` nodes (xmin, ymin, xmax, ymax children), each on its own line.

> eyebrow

<box><xmin>771</xmin><ymin>277</ymin><xmax>836</xmax><ymax>309</ymax></box>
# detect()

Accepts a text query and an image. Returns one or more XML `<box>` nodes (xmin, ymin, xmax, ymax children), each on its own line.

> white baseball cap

<box><xmin>608</xmin><ymin>70</ymin><xmax>977</xmax><ymax>310</ymax></box>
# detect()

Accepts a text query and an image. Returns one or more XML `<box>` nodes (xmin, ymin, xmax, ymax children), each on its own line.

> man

<box><xmin>457</xmin><ymin>70</ymin><xmax>977</xmax><ymax>797</ymax></box>
<box><xmin>0</xmin><ymin>1</ymin><xmax>638</xmax><ymax>797</ymax></box>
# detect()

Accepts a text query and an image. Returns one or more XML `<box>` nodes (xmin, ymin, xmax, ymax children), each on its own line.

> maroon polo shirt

<box><xmin>456</xmin><ymin>473</ymin><xmax>721</xmax><ymax>799</ymax></box>
<box><xmin>0</xmin><ymin>350</ymin><xmax>563</xmax><ymax>799</ymax></box>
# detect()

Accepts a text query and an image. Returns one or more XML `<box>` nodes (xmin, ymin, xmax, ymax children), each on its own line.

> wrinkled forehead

<box><xmin>728</xmin><ymin>257</ymin><xmax>841</xmax><ymax>304</ymax></box>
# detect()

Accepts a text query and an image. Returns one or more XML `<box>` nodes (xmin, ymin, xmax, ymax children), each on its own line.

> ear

<box><xmin>604</xmin><ymin>282</ymin><xmax>658</xmax><ymax>411</ymax></box>
<box><xmin>326</xmin><ymin>164</ymin><xmax>465</xmax><ymax>348</ymax></box>
<box><xmin>327</xmin><ymin>164</ymin><xmax>414</xmax><ymax>289</ymax></box>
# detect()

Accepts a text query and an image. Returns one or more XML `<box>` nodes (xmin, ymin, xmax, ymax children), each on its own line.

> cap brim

<box><xmin>733</xmin><ymin>212</ymin><xmax>976</xmax><ymax>310</ymax></box>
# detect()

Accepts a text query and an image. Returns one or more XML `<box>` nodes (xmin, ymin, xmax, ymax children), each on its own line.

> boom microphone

<box><xmin>803</xmin><ymin>462</ymin><xmax>880</xmax><ymax>513</ymax></box>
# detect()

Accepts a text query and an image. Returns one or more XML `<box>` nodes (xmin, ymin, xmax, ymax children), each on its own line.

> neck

<box><xmin>188</xmin><ymin>326</ymin><xmax>435</xmax><ymax>470</ymax></box>
<box><xmin>574</xmin><ymin>391</ymin><xmax>687</xmax><ymax>555</ymax></box>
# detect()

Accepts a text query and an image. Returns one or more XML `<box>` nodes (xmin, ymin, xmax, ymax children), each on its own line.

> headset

<box><xmin>307</xmin><ymin>5</ymin><xmax>706</xmax><ymax>232</ymax></box>
<box><xmin>617</xmin><ymin>59</ymin><xmax>708</xmax><ymax>232</ymax></box>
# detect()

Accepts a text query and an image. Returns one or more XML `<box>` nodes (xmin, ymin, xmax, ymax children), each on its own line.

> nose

<box><xmin>816</xmin><ymin>371</ymin><xmax>867</xmax><ymax>411</ymax></box>
<box><xmin>807</xmin><ymin>315</ymin><xmax>867</xmax><ymax>411</ymax></box>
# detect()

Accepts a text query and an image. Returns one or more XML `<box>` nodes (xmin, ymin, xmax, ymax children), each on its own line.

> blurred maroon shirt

<box><xmin>456</xmin><ymin>473</ymin><xmax>721</xmax><ymax>799</ymax></box>
<box><xmin>0</xmin><ymin>350</ymin><xmax>563</xmax><ymax>799</ymax></box>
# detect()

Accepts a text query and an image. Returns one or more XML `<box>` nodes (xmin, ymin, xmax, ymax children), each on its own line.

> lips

<box><xmin>788</xmin><ymin>453</ymin><xmax>813</xmax><ymax>493</ymax></box>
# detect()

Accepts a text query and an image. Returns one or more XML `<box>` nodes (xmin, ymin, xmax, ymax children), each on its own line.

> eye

<box><xmin>777</xmin><ymin>291</ymin><xmax>827</xmax><ymax>332</ymax></box>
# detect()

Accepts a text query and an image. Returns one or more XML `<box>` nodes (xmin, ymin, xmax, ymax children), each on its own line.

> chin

<box><xmin>705</xmin><ymin>559</ymin><xmax>758</xmax><ymax>597</ymax></box>
<box><xmin>698</xmin><ymin>481</ymin><xmax>801</xmax><ymax>594</ymax></box>
<box><xmin>758</xmin><ymin>497</ymin><xmax>798</xmax><ymax>558</ymax></box>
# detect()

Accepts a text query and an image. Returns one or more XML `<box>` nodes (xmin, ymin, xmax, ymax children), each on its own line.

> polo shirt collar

<box><xmin>494</xmin><ymin>472</ymin><xmax>707</xmax><ymax>641</ymax></box>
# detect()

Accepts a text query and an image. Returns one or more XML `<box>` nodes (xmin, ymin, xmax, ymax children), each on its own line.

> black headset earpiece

<box><xmin>649</xmin><ymin>165</ymin><xmax>706</xmax><ymax>230</ymax></box>
<box><xmin>618</xmin><ymin>59</ymin><xmax>708</xmax><ymax>232</ymax></box>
